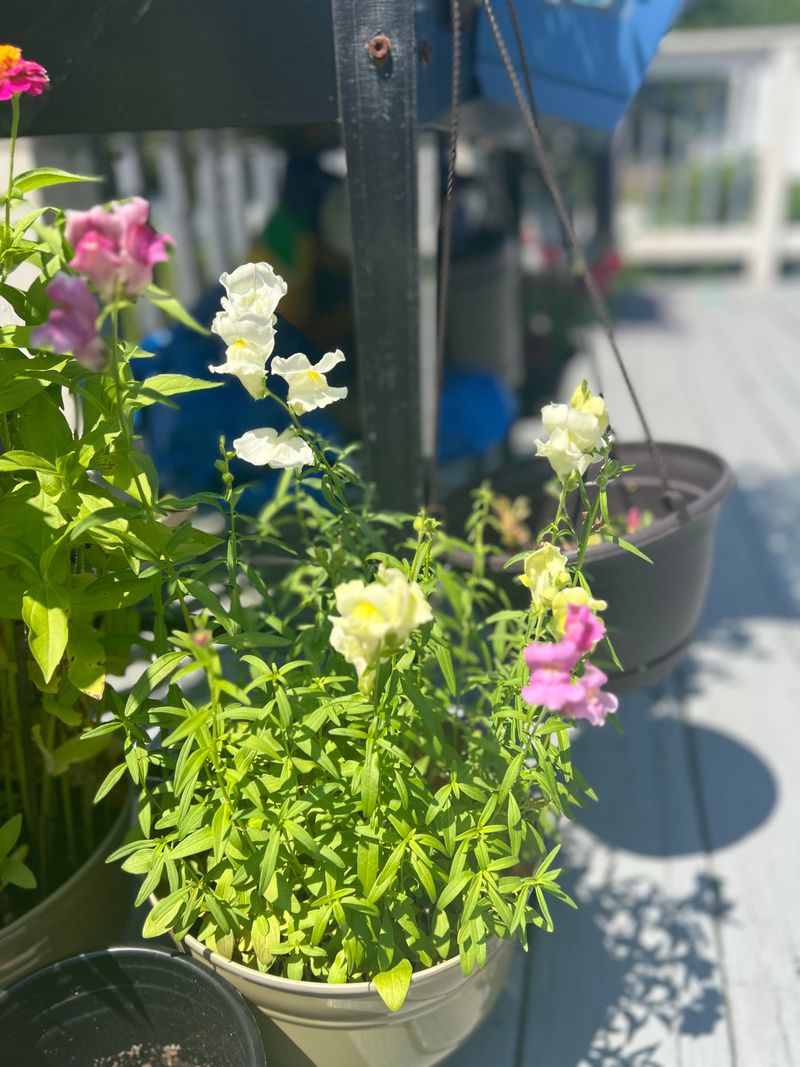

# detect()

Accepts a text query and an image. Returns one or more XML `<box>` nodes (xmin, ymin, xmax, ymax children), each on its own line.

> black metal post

<box><xmin>332</xmin><ymin>0</ymin><xmax>422</xmax><ymax>511</ymax></box>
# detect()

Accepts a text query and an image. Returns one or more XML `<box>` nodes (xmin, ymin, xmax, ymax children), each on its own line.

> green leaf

<box><xmin>434</xmin><ymin>644</ymin><xmax>457</xmax><ymax>696</ymax></box>
<box><xmin>610</xmin><ymin>537</ymin><xmax>653</xmax><ymax>564</ymax></box>
<box><xmin>22</xmin><ymin>583</ymin><xmax>70</xmax><ymax>684</ymax></box>
<box><xmin>361</xmin><ymin>743</ymin><xmax>380</xmax><ymax>818</ymax></box>
<box><xmin>130</xmin><ymin>374</ymin><xmax>221</xmax><ymax>407</ymax></box>
<box><xmin>143</xmin><ymin>285</ymin><xmax>209</xmax><ymax>334</ymax></box>
<box><xmin>437</xmin><ymin>870</ymin><xmax>471</xmax><ymax>911</ymax></box>
<box><xmin>259</xmin><ymin>827</ymin><xmax>281</xmax><ymax>894</ymax></box>
<box><xmin>12</xmin><ymin>168</ymin><xmax>99</xmax><ymax>195</ymax></box>
<box><xmin>1</xmin><ymin>858</ymin><xmax>37</xmax><ymax>890</ymax></box>
<box><xmin>357</xmin><ymin>840</ymin><xmax>379</xmax><ymax>895</ymax></box>
<box><xmin>498</xmin><ymin>752</ymin><xmax>523</xmax><ymax>803</ymax></box>
<box><xmin>373</xmin><ymin>959</ymin><xmax>413</xmax><ymax>1012</ymax></box>
<box><xmin>172</xmin><ymin>826</ymin><xmax>214</xmax><ymax>859</ymax></box>
<box><xmin>0</xmin><ymin>814</ymin><xmax>23</xmax><ymax>860</ymax></box>
<box><xmin>0</xmin><ymin>450</ymin><xmax>57</xmax><ymax>474</ymax></box>
<box><xmin>143</xmin><ymin>889</ymin><xmax>188</xmax><ymax>938</ymax></box>
<box><xmin>94</xmin><ymin>763</ymin><xmax>129</xmax><ymax>804</ymax></box>
<box><xmin>124</xmin><ymin>651</ymin><xmax>188</xmax><ymax>719</ymax></box>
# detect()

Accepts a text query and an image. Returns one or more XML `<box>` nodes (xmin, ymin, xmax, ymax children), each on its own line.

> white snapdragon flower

<box><xmin>209</xmin><ymin>310</ymin><xmax>276</xmax><ymax>399</ymax></box>
<box><xmin>220</xmin><ymin>262</ymin><xmax>287</xmax><ymax>320</ymax></box>
<box><xmin>209</xmin><ymin>262</ymin><xmax>287</xmax><ymax>399</ymax></box>
<box><xmin>329</xmin><ymin>565</ymin><xmax>433</xmax><ymax>691</ymax></box>
<box><xmin>535</xmin><ymin>381</ymin><xmax>609</xmax><ymax>481</ymax></box>
<box><xmin>232</xmin><ymin>427</ymin><xmax>313</xmax><ymax>469</ymax></box>
<box><xmin>271</xmin><ymin>349</ymin><xmax>348</xmax><ymax>414</ymax></box>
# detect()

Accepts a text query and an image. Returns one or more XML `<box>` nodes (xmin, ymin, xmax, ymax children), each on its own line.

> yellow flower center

<box><xmin>232</xmin><ymin>338</ymin><xmax>248</xmax><ymax>348</ymax></box>
<box><xmin>353</xmin><ymin>601</ymin><xmax>383</xmax><ymax>623</ymax></box>
<box><xmin>305</xmin><ymin>370</ymin><xmax>324</xmax><ymax>385</ymax></box>
<box><xmin>0</xmin><ymin>45</ymin><xmax>22</xmax><ymax>74</ymax></box>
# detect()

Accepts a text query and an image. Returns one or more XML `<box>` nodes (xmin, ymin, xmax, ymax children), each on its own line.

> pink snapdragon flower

<box><xmin>521</xmin><ymin>604</ymin><xmax>615</xmax><ymax>725</ymax></box>
<box><xmin>65</xmin><ymin>197</ymin><xmax>173</xmax><ymax>301</ymax></box>
<box><xmin>522</xmin><ymin>638</ymin><xmax>581</xmax><ymax>712</ymax></box>
<box><xmin>562</xmin><ymin>602</ymin><xmax>605</xmax><ymax>655</ymax></box>
<box><xmin>569</xmin><ymin>664</ymin><xmax>619</xmax><ymax>727</ymax></box>
<box><xmin>0</xmin><ymin>45</ymin><xmax>49</xmax><ymax>101</ymax></box>
<box><xmin>30</xmin><ymin>274</ymin><xmax>106</xmax><ymax>369</ymax></box>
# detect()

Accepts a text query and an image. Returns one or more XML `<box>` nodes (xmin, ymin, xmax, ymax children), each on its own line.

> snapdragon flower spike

<box><xmin>521</xmin><ymin>604</ymin><xmax>615</xmax><ymax>725</ymax></box>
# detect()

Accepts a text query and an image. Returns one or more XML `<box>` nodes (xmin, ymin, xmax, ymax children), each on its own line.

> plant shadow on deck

<box><xmin>517</xmin><ymin>844</ymin><xmax>733</xmax><ymax>1067</ymax></box>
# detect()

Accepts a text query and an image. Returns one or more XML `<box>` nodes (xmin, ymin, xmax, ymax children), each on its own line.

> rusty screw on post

<box><xmin>366</xmin><ymin>33</ymin><xmax>392</xmax><ymax>65</ymax></box>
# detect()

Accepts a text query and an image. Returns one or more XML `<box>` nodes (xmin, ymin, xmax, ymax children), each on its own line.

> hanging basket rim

<box><xmin>446</xmin><ymin>440</ymin><xmax>734</xmax><ymax>572</ymax></box>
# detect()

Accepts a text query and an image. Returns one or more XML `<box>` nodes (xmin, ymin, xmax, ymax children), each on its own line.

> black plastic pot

<box><xmin>446</xmin><ymin>442</ymin><xmax>733</xmax><ymax>692</ymax></box>
<box><xmin>0</xmin><ymin>946</ymin><xmax>267</xmax><ymax>1067</ymax></box>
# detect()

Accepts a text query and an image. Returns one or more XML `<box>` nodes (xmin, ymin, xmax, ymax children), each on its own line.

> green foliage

<box><xmin>679</xmin><ymin>0</ymin><xmax>799</xmax><ymax>28</ymax></box>
<box><xmin>0</xmin><ymin>115</ymin><xmax>216</xmax><ymax>909</ymax></box>
<box><xmin>103</xmin><ymin>422</ymin><xmax>625</xmax><ymax>1010</ymax></box>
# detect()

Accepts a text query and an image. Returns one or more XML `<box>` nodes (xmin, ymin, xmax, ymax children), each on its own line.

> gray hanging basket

<box><xmin>446</xmin><ymin>441</ymin><xmax>733</xmax><ymax>692</ymax></box>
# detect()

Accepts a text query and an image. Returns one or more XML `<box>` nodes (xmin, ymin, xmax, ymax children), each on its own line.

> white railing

<box><xmin>616</xmin><ymin>24</ymin><xmax>800</xmax><ymax>284</ymax></box>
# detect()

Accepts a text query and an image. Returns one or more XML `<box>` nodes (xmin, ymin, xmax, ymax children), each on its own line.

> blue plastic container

<box><xmin>475</xmin><ymin>0</ymin><xmax>682</xmax><ymax>130</ymax></box>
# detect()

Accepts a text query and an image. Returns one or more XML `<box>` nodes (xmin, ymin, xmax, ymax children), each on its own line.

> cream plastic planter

<box><xmin>0</xmin><ymin>796</ymin><xmax>134</xmax><ymax>989</ymax></box>
<box><xmin>183</xmin><ymin>932</ymin><xmax>516</xmax><ymax>1067</ymax></box>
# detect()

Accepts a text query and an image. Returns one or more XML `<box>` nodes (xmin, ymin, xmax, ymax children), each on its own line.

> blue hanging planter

<box><xmin>475</xmin><ymin>0</ymin><xmax>683</xmax><ymax>131</ymax></box>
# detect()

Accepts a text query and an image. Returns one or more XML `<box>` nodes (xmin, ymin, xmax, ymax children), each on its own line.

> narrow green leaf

<box><xmin>13</xmin><ymin>167</ymin><xmax>100</xmax><ymax>194</ymax></box>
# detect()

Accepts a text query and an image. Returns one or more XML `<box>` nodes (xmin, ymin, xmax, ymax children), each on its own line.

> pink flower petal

<box><xmin>563</xmin><ymin>603</ymin><xmax>606</xmax><ymax>655</ymax></box>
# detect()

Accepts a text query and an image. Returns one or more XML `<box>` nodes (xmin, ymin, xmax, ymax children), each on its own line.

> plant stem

<box><xmin>575</xmin><ymin>490</ymin><xmax>602</xmax><ymax>573</ymax></box>
<box><xmin>2</xmin><ymin>94</ymin><xmax>20</xmax><ymax>281</ymax></box>
<box><xmin>108</xmin><ymin>304</ymin><xmax>193</xmax><ymax>637</ymax></box>
<box><xmin>0</xmin><ymin>412</ymin><xmax>11</xmax><ymax>452</ymax></box>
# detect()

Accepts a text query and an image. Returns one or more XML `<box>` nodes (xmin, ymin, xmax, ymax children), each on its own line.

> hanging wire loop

<box><xmin>483</xmin><ymin>0</ymin><xmax>689</xmax><ymax>522</ymax></box>
<box><xmin>428</xmin><ymin>0</ymin><xmax>463</xmax><ymax>513</ymax></box>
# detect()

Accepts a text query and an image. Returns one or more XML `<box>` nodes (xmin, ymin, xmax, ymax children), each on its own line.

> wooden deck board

<box><xmin>457</xmin><ymin>282</ymin><xmax>800</xmax><ymax>1066</ymax></box>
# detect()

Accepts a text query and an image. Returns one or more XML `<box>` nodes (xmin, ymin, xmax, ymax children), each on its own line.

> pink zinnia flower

<box><xmin>562</xmin><ymin>603</ymin><xmax>605</xmax><ymax>655</ymax></box>
<box><xmin>30</xmin><ymin>274</ymin><xmax>106</xmax><ymax>369</ymax></box>
<box><xmin>0</xmin><ymin>45</ymin><xmax>49</xmax><ymax>101</ymax></box>
<box><xmin>569</xmin><ymin>663</ymin><xmax>618</xmax><ymax>727</ymax></box>
<box><xmin>66</xmin><ymin>197</ymin><xmax>173</xmax><ymax>301</ymax></box>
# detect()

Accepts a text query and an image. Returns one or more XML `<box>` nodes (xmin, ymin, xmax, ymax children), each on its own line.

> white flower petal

<box><xmin>233</xmin><ymin>427</ymin><xmax>313</xmax><ymax>469</ymax></box>
<box><xmin>219</xmin><ymin>262</ymin><xmax>287</xmax><ymax>320</ymax></box>
<box><xmin>271</xmin><ymin>350</ymin><xmax>348</xmax><ymax>415</ymax></box>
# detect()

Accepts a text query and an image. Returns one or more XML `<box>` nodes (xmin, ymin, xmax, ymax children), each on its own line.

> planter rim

<box><xmin>0</xmin><ymin>945</ymin><xmax>266</xmax><ymax>1065</ymax></box>
<box><xmin>455</xmin><ymin>441</ymin><xmax>733</xmax><ymax>570</ymax></box>
<box><xmin>0</xmin><ymin>790</ymin><xmax>132</xmax><ymax>942</ymax></box>
<box><xmin>181</xmin><ymin>927</ymin><xmax>503</xmax><ymax>1000</ymax></box>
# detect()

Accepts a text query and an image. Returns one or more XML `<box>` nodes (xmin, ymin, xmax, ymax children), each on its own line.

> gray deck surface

<box><xmin>453</xmin><ymin>282</ymin><xmax>800</xmax><ymax>1067</ymax></box>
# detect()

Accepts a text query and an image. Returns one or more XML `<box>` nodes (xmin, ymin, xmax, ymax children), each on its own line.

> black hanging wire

<box><xmin>483</xmin><ymin>0</ymin><xmax>689</xmax><ymax>521</ymax></box>
<box><xmin>428</xmin><ymin>0</ymin><xmax>463</xmax><ymax>513</ymax></box>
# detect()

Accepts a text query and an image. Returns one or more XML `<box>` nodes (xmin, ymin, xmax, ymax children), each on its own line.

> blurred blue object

<box><xmin>137</xmin><ymin>288</ymin><xmax>517</xmax><ymax>505</ymax></box>
<box><xmin>475</xmin><ymin>0</ymin><xmax>682</xmax><ymax>131</ymax></box>
<box><xmin>438</xmin><ymin>369</ymin><xmax>518</xmax><ymax>463</ymax></box>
